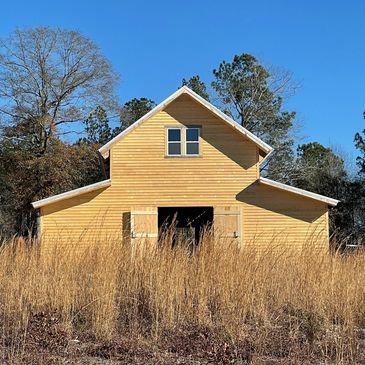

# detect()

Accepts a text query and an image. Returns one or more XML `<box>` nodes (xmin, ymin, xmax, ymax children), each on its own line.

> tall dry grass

<box><xmin>0</xmin><ymin>233</ymin><xmax>364</xmax><ymax>363</ymax></box>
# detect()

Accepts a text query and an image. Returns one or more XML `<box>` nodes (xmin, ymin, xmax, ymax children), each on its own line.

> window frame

<box><xmin>166</xmin><ymin>127</ymin><xmax>182</xmax><ymax>156</ymax></box>
<box><xmin>165</xmin><ymin>126</ymin><xmax>202</xmax><ymax>157</ymax></box>
<box><xmin>185</xmin><ymin>127</ymin><xmax>200</xmax><ymax>156</ymax></box>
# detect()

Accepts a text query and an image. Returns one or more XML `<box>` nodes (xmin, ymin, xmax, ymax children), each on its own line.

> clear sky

<box><xmin>1</xmin><ymin>0</ymin><xmax>364</xmax><ymax>163</ymax></box>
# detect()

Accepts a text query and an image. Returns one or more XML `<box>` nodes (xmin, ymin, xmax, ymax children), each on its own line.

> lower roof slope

<box><xmin>259</xmin><ymin>177</ymin><xmax>339</xmax><ymax>206</ymax></box>
<box><xmin>31</xmin><ymin>177</ymin><xmax>339</xmax><ymax>209</ymax></box>
<box><xmin>32</xmin><ymin>179</ymin><xmax>111</xmax><ymax>209</ymax></box>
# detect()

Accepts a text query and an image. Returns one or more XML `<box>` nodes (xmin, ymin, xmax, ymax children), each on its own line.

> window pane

<box><xmin>168</xmin><ymin>129</ymin><xmax>181</xmax><ymax>142</ymax></box>
<box><xmin>186</xmin><ymin>128</ymin><xmax>199</xmax><ymax>141</ymax></box>
<box><xmin>168</xmin><ymin>142</ymin><xmax>181</xmax><ymax>155</ymax></box>
<box><xmin>186</xmin><ymin>142</ymin><xmax>199</xmax><ymax>155</ymax></box>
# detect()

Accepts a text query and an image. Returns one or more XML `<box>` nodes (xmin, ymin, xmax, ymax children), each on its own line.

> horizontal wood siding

<box><xmin>110</xmin><ymin>94</ymin><xmax>258</xmax><ymax>206</ymax></box>
<box><xmin>40</xmin><ymin>94</ymin><xmax>329</xmax><ymax>248</ymax></box>
<box><xmin>239</xmin><ymin>184</ymin><xmax>329</xmax><ymax>248</ymax></box>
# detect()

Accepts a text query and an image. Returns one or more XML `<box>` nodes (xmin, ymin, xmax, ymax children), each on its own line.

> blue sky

<box><xmin>1</xmin><ymin>0</ymin><xmax>364</xmax><ymax>163</ymax></box>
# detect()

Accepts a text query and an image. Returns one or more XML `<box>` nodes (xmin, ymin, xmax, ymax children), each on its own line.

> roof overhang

<box><xmin>32</xmin><ymin>179</ymin><xmax>111</xmax><ymax>209</ymax></box>
<box><xmin>259</xmin><ymin>177</ymin><xmax>339</xmax><ymax>207</ymax></box>
<box><xmin>98</xmin><ymin>86</ymin><xmax>273</xmax><ymax>159</ymax></box>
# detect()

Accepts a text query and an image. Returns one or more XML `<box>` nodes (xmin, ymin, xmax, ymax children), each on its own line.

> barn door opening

<box><xmin>214</xmin><ymin>206</ymin><xmax>241</xmax><ymax>243</ymax></box>
<box><xmin>158</xmin><ymin>207</ymin><xmax>213</xmax><ymax>248</ymax></box>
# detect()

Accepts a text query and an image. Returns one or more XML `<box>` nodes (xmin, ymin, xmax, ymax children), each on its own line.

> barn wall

<box><xmin>238</xmin><ymin>183</ymin><xmax>329</xmax><ymax>249</ymax></box>
<box><xmin>40</xmin><ymin>94</ymin><xmax>330</xmax><ymax>248</ymax></box>
<box><xmin>109</xmin><ymin>93</ymin><xmax>259</xmax><ymax>205</ymax></box>
<box><xmin>41</xmin><ymin>94</ymin><xmax>258</xmax><ymax>241</ymax></box>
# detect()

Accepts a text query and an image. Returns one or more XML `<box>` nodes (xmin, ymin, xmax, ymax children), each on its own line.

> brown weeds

<box><xmin>0</xmin><ymin>234</ymin><xmax>364</xmax><ymax>363</ymax></box>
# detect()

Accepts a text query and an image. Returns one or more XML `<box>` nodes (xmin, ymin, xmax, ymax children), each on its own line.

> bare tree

<box><xmin>0</xmin><ymin>27</ymin><xmax>119</xmax><ymax>235</ymax></box>
<box><xmin>0</xmin><ymin>27</ymin><xmax>119</xmax><ymax>153</ymax></box>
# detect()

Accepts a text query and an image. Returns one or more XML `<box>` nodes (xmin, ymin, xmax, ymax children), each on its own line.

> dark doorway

<box><xmin>158</xmin><ymin>206</ymin><xmax>213</xmax><ymax>248</ymax></box>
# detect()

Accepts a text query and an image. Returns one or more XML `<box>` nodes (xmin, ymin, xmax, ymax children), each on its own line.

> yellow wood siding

<box><xmin>110</xmin><ymin>94</ymin><xmax>258</xmax><ymax>205</ymax></box>
<box><xmin>40</xmin><ymin>94</ymin><xmax>330</xmax><ymax>248</ymax></box>
<box><xmin>238</xmin><ymin>183</ymin><xmax>329</xmax><ymax>248</ymax></box>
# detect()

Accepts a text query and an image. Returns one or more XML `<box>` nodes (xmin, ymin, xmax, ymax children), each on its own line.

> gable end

<box><xmin>98</xmin><ymin>86</ymin><xmax>273</xmax><ymax>159</ymax></box>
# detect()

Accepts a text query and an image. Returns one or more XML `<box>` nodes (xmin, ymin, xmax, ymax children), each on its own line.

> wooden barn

<box><xmin>32</xmin><ymin>86</ymin><xmax>339</xmax><ymax>248</ymax></box>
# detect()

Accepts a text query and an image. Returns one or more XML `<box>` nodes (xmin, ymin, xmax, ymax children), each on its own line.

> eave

<box><xmin>259</xmin><ymin>177</ymin><xmax>339</xmax><ymax>207</ymax></box>
<box><xmin>31</xmin><ymin>179</ymin><xmax>111</xmax><ymax>209</ymax></box>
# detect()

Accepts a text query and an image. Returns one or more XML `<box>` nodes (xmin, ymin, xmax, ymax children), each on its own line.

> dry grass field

<box><xmin>0</xmin><ymin>233</ymin><xmax>364</xmax><ymax>364</ymax></box>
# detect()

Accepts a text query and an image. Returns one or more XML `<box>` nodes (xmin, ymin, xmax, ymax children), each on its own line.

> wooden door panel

<box><xmin>214</xmin><ymin>206</ymin><xmax>241</xmax><ymax>239</ymax></box>
<box><xmin>131</xmin><ymin>207</ymin><xmax>158</xmax><ymax>239</ymax></box>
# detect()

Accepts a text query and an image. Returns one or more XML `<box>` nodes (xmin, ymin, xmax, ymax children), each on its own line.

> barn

<box><xmin>32</xmin><ymin>86</ymin><xmax>339</xmax><ymax>248</ymax></box>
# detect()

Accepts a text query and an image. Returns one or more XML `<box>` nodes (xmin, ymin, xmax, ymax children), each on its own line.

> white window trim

<box><xmin>166</xmin><ymin>127</ymin><xmax>182</xmax><ymax>156</ymax></box>
<box><xmin>166</xmin><ymin>126</ymin><xmax>201</xmax><ymax>157</ymax></box>
<box><xmin>185</xmin><ymin>127</ymin><xmax>200</xmax><ymax>156</ymax></box>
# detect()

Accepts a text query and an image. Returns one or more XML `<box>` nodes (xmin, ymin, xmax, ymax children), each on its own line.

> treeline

<box><xmin>0</xmin><ymin>27</ymin><xmax>364</xmax><ymax>245</ymax></box>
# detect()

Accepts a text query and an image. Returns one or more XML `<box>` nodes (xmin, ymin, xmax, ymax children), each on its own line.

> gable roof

<box><xmin>32</xmin><ymin>179</ymin><xmax>111</xmax><ymax>209</ymax></box>
<box><xmin>98</xmin><ymin>86</ymin><xmax>273</xmax><ymax>158</ymax></box>
<box><xmin>259</xmin><ymin>177</ymin><xmax>339</xmax><ymax>207</ymax></box>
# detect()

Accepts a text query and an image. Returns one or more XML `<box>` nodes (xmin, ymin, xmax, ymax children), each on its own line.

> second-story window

<box><xmin>167</xmin><ymin>128</ymin><xmax>181</xmax><ymax>155</ymax></box>
<box><xmin>186</xmin><ymin>127</ymin><xmax>200</xmax><ymax>155</ymax></box>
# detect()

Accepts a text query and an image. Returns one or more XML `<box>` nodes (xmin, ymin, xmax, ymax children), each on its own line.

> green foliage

<box><xmin>182</xmin><ymin>75</ymin><xmax>210</xmax><ymax>101</ymax></box>
<box><xmin>332</xmin><ymin>179</ymin><xmax>365</xmax><ymax>244</ymax></box>
<box><xmin>354</xmin><ymin>113</ymin><xmax>365</xmax><ymax>174</ymax></box>
<box><xmin>344</xmin><ymin>111</ymin><xmax>365</xmax><ymax>243</ymax></box>
<box><xmin>81</xmin><ymin>98</ymin><xmax>156</xmax><ymax>147</ymax></box>
<box><xmin>294</xmin><ymin>142</ymin><xmax>346</xmax><ymax>195</ymax></box>
<box><xmin>82</xmin><ymin>106</ymin><xmax>112</xmax><ymax>145</ymax></box>
<box><xmin>212</xmin><ymin>54</ymin><xmax>296</xmax><ymax>181</ymax></box>
<box><xmin>291</xmin><ymin>142</ymin><xmax>365</xmax><ymax>244</ymax></box>
<box><xmin>120</xmin><ymin>98</ymin><xmax>156</xmax><ymax>130</ymax></box>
